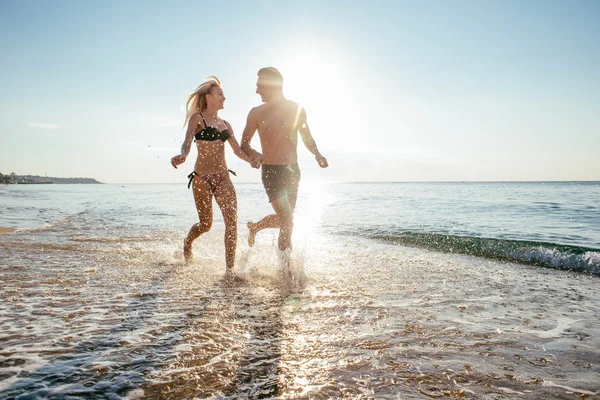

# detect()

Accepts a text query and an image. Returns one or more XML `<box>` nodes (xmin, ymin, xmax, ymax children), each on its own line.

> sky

<box><xmin>0</xmin><ymin>0</ymin><xmax>599</xmax><ymax>183</ymax></box>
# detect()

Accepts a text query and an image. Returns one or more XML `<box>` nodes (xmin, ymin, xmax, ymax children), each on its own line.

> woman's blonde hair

<box><xmin>183</xmin><ymin>76</ymin><xmax>221</xmax><ymax>127</ymax></box>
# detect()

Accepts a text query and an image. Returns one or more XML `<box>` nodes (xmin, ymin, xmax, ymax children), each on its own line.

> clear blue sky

<box><xmin>1</xmin><ymin>0</ymin><xmax>599</xmax><ymax>183</ymax></box>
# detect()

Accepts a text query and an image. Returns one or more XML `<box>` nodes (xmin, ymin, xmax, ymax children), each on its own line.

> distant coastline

<box><xmin>0</xmin><ymin>172</ymin><xmax>102</xmax><ymax>184</ymax></box>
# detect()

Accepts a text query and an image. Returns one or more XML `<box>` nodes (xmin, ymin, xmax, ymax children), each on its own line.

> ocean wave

<box><xmin>356</xmin><ymin>230</ymin><xmax>600</xmax><ymax>276</ymax></box>
<box><xmin>15</xmin><ymin>223</ymin><xmax>54</xmax><ymax>233</ymax></box>
<box><xmin>68</xmin><ymin>235</ymin><xmax>157</xmax><ymax>243</ymax></box>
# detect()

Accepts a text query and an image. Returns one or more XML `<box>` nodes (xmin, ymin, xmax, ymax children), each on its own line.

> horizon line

<box><xmin>104</xmin><ymin>180</ymin><xmax>600</xmax><ymax>185</ymax></box>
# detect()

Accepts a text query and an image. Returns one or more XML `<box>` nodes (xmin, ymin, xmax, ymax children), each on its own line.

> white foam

<box><xmin>584</xmin><ymin>251</ymin><xmax>600</xmax><ymax>274</ymax></box>
<box><xmin>542</xmin><ymin>381</ymin><xmax>599</xmax><ymax>396</ymax></box>
<box><xmin>512</xmin><ymin>317</ymin><xmax>583</xmax><ymax>339</ymax></box>
<box><xmin>125</xmin><ymin>388</ymin><xmax>146</xmax><ymax>399</ymax></box>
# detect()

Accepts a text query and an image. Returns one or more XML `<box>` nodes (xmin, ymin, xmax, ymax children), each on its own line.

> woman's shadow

<box><xmin>138</xmin><ymin>251</ymin><xmax>293</xmax><ymax>399</ymax></box>
<box><xmin>0</xmin><ymin>244</ymin><xmax>297</xmax><ymax>400</ymax></box>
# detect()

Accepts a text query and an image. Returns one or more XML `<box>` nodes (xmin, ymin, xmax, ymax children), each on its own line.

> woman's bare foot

<box><xmin>183</xmin><ymin>237</ymin><xmax>193</xmax><ymax>263</ymax></box>
<box><xmin>224</xmin><ymin>268</ymin><xmax>246</xmax><ymax>283</ymax></box>
<box><xmin>247</xmin><ymin>221</ymin><xmax>256</xmax><ymax>247</ymax></box>
<box><xmin>225</xmin><ymin>268</ymin><xmax>236</xmax><ymax>282</ymax></box>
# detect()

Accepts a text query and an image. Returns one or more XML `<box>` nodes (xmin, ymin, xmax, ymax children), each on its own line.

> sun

<box><xmin>277</xmin><ymin>46</ymin><xmax>362</xmax><ymax>150</ymax></box>
<box><xmin>279</xmin><ymin>49</ymin><xmax>352</xmax><ymax>113</ymax></box>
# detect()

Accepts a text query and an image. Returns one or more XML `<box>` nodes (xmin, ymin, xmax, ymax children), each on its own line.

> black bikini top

<box><xmin>195</xmin><ymin>113</ymin><xmax>230</xmax><ymax>142</ymax></box>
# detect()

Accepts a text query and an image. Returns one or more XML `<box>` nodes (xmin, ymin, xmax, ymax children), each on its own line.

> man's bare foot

<box><xmin>247</xmin><ymin>221</ymin><xmax>256</xmax><ymax>247</ymax></box>
<box><xmin>183</xmin><ymin>237</ymin><xmax>193</xmax><ymax>264</ymax></box>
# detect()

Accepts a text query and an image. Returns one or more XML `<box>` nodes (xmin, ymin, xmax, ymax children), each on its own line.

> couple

<box><xmin>171</xmin><ymin>67</ymin><xmax>328</xmax><ymax>275</ymax></box>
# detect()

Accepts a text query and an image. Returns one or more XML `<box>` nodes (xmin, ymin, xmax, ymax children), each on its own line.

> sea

<box><xmin>1</xmin><ymin>181</ymin><xmax>599</xmax><ymax>399</ymax></box>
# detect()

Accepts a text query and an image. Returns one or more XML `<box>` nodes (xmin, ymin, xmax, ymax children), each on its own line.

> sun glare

<box><xmin>293</xmin><ymin>180</ymin><xmax>334</xmax><ymax>241</ymax></box>
<box><xmin>278</xmin><ymin>47</ymin><xmax>362</xmax><ymax>150</ymax></box>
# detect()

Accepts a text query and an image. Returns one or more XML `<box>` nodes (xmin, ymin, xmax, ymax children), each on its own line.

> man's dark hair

<box><xmin>257</xmin><ymin>67</ymin><xmax>284</xmax><ymax>86</ymax></box>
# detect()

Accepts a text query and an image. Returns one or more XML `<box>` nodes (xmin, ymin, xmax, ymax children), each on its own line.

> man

<box><xmin>241</xmin><ymin>67</ymin><xmax>328</xmax><ymax>251</ymax></box>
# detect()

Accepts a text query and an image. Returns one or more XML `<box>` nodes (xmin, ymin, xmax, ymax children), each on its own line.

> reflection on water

<box><xmin>1</xmin><ymin>227</ymin><xmax>599</xmax><ymax>399</ymax></box>
<box><xmin>1</xmin><ymin>182</ymin><xmax>600</xmax><ymax>398</ymax></box>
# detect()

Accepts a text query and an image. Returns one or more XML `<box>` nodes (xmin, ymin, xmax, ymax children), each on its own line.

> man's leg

<box><xmin>247</xmin><ymin>214</ymin><xmax>278</xmax><ymax>247</ymax></box>
<box><xmin>269</xmin><ymin>195</ymin><xmax>295</xmax><ymax>251</ymax></box>
<box><xmin>248</xmin><ymin>164</ymin><xmax>299</xmax><ymax>248</ymax></box>
<box><xmin>248</xmin><ymin>187</ymin><xmax>299</xmax><ymax>247</ymax></box>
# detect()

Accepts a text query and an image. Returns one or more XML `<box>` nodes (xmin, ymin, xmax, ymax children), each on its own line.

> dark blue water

<box><xmin>319</xmin><ymin>182</ymin><xmax>600</xmax><ymax>274</ymax></box>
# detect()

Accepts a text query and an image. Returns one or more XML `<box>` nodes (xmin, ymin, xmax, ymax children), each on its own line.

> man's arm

<box><xmin>241</xmin><ymin>108</ymin><xmax>262</xmax><ymax>168</ymax></box>
<box><xmin>298</xmin><ymin>108</ymin><xmax>328</xmax><ymax>168</ymax></box>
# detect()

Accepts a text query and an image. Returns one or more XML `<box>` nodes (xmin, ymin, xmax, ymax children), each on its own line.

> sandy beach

<box><xmin>0</xmin><ymin>227</ymin><xmax>15</xmax><ymax>234</ymax></box>
<box><xmin>293</xmin><ymin>238</ymin><xmax>600</xmax><ymax>399</ymax></box>
<box><xmin>1</xmin><ymin>182</ymin><xmax>599</xmax><ymax>398</ymax></box>
<box><xmin>1</xmin><ymin>230</ymin><xmax>599</xmax><ymax>399</ymax></box>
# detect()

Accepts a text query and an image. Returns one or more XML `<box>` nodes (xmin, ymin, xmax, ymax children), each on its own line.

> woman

<box><xmin>171</xmin><ymin>77</ymin><xmax>253</xmax><ymax>274</ymax></box>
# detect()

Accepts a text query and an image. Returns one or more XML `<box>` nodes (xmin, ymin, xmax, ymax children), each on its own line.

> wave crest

<box><xmin>360</xmin><ymin>231</ymin><xmax>600</xmax><ymax>276</ymax></box>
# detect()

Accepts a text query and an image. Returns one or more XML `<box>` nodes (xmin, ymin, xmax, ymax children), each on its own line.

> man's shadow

<box><xmin>222</xmin><ymin>283</ymin><xmax>285</xmax><ymax>398</ymax></box>
<box><xmin>217</xmin><ymin>247</ymin><xmax>307</xmax><ymax>398</ymax></box>
<box><xmin>140</xmin><ymin>263</ymin><xmax>288</xmax><ymax>399</ymax></box>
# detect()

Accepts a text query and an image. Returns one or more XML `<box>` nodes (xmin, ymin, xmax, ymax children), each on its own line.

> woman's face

<box><xmin>207</xmin><ymin>86</ymin><xmax>226</xmax><ymax>110</ymax></box>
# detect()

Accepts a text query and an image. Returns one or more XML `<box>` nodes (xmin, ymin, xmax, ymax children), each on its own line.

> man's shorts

<box><xmin>261</xmin><ymin>164</ymin><xmax>301</xmax><ymax>208</ymax></box>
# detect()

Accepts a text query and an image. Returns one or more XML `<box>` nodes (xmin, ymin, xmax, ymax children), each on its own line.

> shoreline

<box><xmin>0</xmin><ymin>230</ymin><xmax>599</xmax><ymax>398</ymax></box>
<box><xmin>0</xmin><ymin>227</ymin><xmax>15</xmax><ymax>234</ymax></box>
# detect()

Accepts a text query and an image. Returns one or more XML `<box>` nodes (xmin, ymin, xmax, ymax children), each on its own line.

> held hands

<box><xmin>315</xmin><ymin>153</ymin><xmax>329</xmax><ymax>168</ymax></box>
<box><xmin>250</xmin><ymin>157</ymin><xmax>261</xmax><ymax>169</ymax></box>
<box><xmin>171</xmin><ymin>154</ymin><xmax>186</xmax><ymax>169</ymax></box>
<box><xmin>249</xmin><ymin>151</ymin><xmax>263</xmax><ymax>169</ymax></box>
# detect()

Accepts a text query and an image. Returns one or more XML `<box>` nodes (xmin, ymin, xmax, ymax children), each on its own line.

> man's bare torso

<box><xmin>253</xmin><ymin>100</ymin><xmax>303</xmax><ymax>165</ymax></box>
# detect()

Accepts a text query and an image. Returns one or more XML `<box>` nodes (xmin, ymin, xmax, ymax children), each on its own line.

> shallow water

<box><xmin>2</xmin><ymin>182</ymin><xmax>599</xmax><ymax>273</ymax></box>
<box><xmin>2</xmin><ymin>230</ymin><xmax>600</xmax><ymax>399</ymax></box>
<box><xmin>1</xmin><ymin>183</ymin><xmax>600</xmax><ymax>398</ymax></box>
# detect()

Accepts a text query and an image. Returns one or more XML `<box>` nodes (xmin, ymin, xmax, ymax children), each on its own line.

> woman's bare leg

<box><xmin>213</xmin><ymin>177</ymin><xmax>238</xmax><ymax>272</ymax></box>
<box><xmin>184</xmin><ymin>178</ymin><xmax>213</xmax><ymax>263</ymax></box>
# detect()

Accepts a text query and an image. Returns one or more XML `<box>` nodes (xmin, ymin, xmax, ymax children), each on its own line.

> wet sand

<box><xmin>298</xmin><ymin>238</ymin><xmax>600</xmax><ymax>399</ymax></box>
<box><xmin>0</xmin><ymin>227</ymin><xmax>15</xmax><ymax>233</ymax></box>
<box><xmin>0</xmin><ymin>231</ymin><xmax>599</xmax><ymax>399</ymax></box>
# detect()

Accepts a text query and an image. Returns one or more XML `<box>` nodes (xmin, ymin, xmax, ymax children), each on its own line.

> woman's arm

<box><xmin>171</xmin><ymin>113</ymin><xmax>201</xmax><ymax>169</ymax></box>
<box><xmin>240</xmin><ymin>109</ymin><xmax>263</xmax><ymax>168</ymax></box>
<box><xmin>224</xmin><ymin>121</ymin><xmax>251</xmax><ymax>163</ymax></box>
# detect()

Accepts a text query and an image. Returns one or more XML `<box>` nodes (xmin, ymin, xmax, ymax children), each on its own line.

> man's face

<box><xmin>255</xmin><ymin>81</ymin><xmax>271</xmax><ymax>102</ymax></box>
